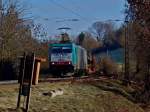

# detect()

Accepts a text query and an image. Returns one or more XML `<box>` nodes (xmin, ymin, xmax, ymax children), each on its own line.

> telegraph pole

<box><xmin>0</xmin><ymin>0</ymin><xmax>4</xmax><ymax>63</ymax></box>
<box><xmin>0</xmin><ymin>0</ymin><xmax>2</xmax><ymax>47</ymax></box>
<box><xmin>0</xmin><ymin>0</ymin><xmax>2</xmax><ymax>16</ymax></box>
<box><xmin>0</xmin><ymin>0</ymin><xmax>2</xmax><ymax>26</ymax></box>
<box><xmin>123</xmin><ymin>20</ymin><xmax>130</xmax><ymax>85</ymax></box>
<box><xmin>0</xmin><ymin>0</ymin><xmax>2</xmax><ymax>76</ymax></box>
<box><xmin>123</xmin><ymin>0</ymin><xmax>130</xmax><ymax>85</ymax></box>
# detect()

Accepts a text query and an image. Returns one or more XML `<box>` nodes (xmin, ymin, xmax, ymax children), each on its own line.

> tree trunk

<box><xmin>144</xmin><ymin>63</ymin><xmax>150</xmax><ymax>91</ymax></box>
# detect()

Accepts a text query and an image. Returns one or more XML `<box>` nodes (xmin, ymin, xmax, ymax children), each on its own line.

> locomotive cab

<box><xmin>49</xmin><ymin>43</ymin><xmax>88</xmax><ymax>77</ymax></box>
<box><xmin>49</xmin><ymin>43</ymin><xmax>74</xmax><ymax>76</ymax></box>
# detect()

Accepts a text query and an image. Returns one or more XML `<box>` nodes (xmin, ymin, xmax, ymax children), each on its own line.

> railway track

<box><xmin>0</xmin><ymin>80</ymin><xmax>18</xmax><ymax>85</ymax></box>
<box><xmin>39</xmin><ymin>76</ymin><xmax>101</xmax><ymax>83</ymax></box>
<box><xmin>0</xmin><ymin>76</ymin><xmax>109</xmax><ymax>85</ymax></box>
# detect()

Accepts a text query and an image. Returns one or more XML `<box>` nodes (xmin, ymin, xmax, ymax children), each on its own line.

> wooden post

<box><xmin>25</xmin><ymin>53</ymin><xmax>35</xmax><ymax>112</ymax></box>
<box><xmin>17</xmin><ymin>53</ymin><xmax>35</xmax><ymax>112</ymax></box>
<box><xmin>33</xmin><ymin>61</ymin><xmax>41</xmax><ymax>85</ymax></box>
<box><xmin>32</xmin><ymin>58</ymin><xmax>46</xmax><ymax>85</ymax></box>
<box><xmin>17</xmin><ymin>53</ymin><xmax>26</xmax><ymax>109</ymax></box>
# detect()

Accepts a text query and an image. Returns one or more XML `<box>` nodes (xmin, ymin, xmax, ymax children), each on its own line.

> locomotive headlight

<box><xmin>52</xmin><ymin>62</ymin><xmax>55</xmax><ymax>65</ymax></box>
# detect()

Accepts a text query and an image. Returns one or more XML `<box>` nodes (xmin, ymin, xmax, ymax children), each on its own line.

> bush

<box><xmin>97</xmin><ymin>57</ymin><xmax>118</xmax><ymax>77</ymax></box>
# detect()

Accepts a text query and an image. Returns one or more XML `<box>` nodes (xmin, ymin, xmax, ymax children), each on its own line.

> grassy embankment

<box><xmin>0</xmin><ymin>80</ymin><xmax>145</xmax><ymax>112</ymax></box>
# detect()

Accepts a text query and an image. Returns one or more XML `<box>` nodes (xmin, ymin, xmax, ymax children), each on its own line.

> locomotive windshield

<box><xmin>50</xmin><ymin>45</ymin><xmax>72</xmax><ymax>62</ymax></box>
<box><xmin>52</xmin><ymin>47</ymin><xmax>72</xmax><ymax>53</ymax></box>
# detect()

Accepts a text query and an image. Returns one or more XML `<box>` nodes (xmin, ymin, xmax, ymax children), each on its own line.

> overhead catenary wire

<box><xmin>31</xmin><ymin>0</ymin><xmax>124</xmax><ymax>25</ymax></box>
<box><xmin>49</xmin><ymin>0</ymin><xmax>89</xmax><ymax>23</ymax></box>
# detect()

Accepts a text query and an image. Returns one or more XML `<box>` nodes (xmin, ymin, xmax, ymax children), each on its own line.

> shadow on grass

<box><xmin>5</xmin><ymin>108</ymin><xmax>25</xmax><ymax>112</ymax></box>
<box><xmin>0</xmin><ymin>108</ymin><xmax>18</xmax><ymax>112</ymax></box>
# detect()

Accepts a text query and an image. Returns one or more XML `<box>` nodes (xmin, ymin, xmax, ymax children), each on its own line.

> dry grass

<box><xmin>0</xmin><ymin>82</ymin><xmax>144</xmax><ymax>112</ymax></box>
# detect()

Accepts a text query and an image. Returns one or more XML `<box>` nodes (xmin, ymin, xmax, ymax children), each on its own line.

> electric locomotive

<box><xmin>49</xmin><ymin>43</ymin><xmax>88</xmax><ymax>76</ymax></box>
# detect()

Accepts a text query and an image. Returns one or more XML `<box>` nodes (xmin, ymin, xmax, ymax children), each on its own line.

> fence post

<box><xmin>17</xmin><ymin>53</ymin><xmax>35</xmax><ymax>112</ymax></box>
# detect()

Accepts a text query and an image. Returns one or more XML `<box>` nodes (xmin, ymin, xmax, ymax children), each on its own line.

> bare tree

<box><xmin>89</xmin><ymin>21</ymin><xmax>115</xmax><ymax>42</ymax></box>
<box><xmin>76</xmin><ymin>32</ymin><xmax>101</xmax><ymax>51</ymax></box>
<box><xmin>126</xmin><ymin>0</ymin><xmax>150</xmax><ymax>103</ymax></box>
<box><xmin>0</xmin><ymin>0</ymin><xmax>48</xmax><ymax>60</ymax></box>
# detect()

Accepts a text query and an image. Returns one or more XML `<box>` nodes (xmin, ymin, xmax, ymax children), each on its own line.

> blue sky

<box><xmin>23</xmin><ymin>0</ymin><xmax>125</xmax><ymax>37</ymax></box>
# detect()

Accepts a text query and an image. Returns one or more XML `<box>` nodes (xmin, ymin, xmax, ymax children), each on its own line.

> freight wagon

<box><xmin>49</xmin><ymin>43</ymin><xmax>88</xmax><ymax>77</ymax></box>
